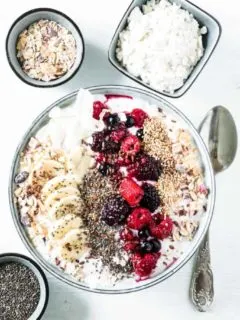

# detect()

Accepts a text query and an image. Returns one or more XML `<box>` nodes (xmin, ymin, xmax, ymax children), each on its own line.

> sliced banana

<box><xmin>42</xmin><ymin>174</ymin><xmax>78</xmax><ymax>198</ymax></box>
<box><xmin>49</xmin><ymin>214</ymin><xmax>83</xmax><ymax>241</ymax></box>
<box><xmin>58</xmin><ymin>229</ymin><xmax>88</xmax><ymax>262</ymax></box>
<box><xmin>45</xmin><ymin>187</ymin><xmax>80</xmax><ymax>210</ymax></box>
<box><xmin>48</xmin><ymin>195</ymin><xmax>83</xmax><ymax>220</ymax></box>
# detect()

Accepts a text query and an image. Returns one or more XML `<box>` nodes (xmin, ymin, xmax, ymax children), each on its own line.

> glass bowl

<box><xmin>9</xmin><ymin>85</ymin><xmax>215</xmax><ymax>293</ymax></box>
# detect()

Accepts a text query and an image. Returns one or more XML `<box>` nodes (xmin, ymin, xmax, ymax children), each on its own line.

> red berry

<box><xmin>150</xmin><ymin>217</ymin><xmax>173</xmax><ymax>240</ymax></box>
<box><xmin>93</xmin><ymin>101</ymin><xmax>107</xmax><ymax>120</ymax></box>
<box><xmin>119</xmin><ymin>228</ymin><xmax>135</xmax><ymax>241</ymax></box>
<box><xmin>119</xmin><ymin>178</ymin><xmax>144</xmax><ymax>207</ymax></box>
<box><xmin>123</xmin><ymin>241</ymin><xmax>139</xmax><ymax>252</ymax></box>
<box><xmin>121</xmin><ymin>135</ymin><xmax>141</xmax><ymax>156</ymax></box>
<box><xmin>130</xmin><ymin>108</ymin><xmax>148</xmax><ymax>127</ymax></box>
<box><xmin>127</xmin><ymin>207</ymin><xmax>152</xmax><ymax>230</ymax></box>
<box><xmin>110</xmin><ymin>128</ymin><xmax>126</xmax><ymax>142</ymax></box>
<box><xmin>131</xmin><ymin>252</ymin><xmax>159</xmax><ymax>277</ymax></box>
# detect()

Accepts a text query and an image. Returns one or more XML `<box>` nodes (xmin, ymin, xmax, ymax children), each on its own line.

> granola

<box><xmin>16</xmin><ymin>19</ymin><xmax>77</xmax><ymax>81</ymax></box>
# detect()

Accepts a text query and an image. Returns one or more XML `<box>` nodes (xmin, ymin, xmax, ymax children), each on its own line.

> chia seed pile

<box><xmin>0</xmin><ymin>262</ymin><xmax>40</xmax><ymax>320</ymax></box>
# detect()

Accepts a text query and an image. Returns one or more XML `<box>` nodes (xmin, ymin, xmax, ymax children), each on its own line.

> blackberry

<box><xmin>101</xmin><ymin>196</ymin><xmax>130</xmax><ymax>226</ymax></box>
<box><xmin>103</xmin><ymin>140</ymin><xmax>120</xmax><ymax>153</ymax></box>
<box><xmin>135</xmin><ymin>153</ymin><xmax>161</xmax><ymax>181</ymax></box>
<box><xmin>91</xmin><ymin>131</ymin><xmax>105</xmax><ymax>152</ymax></box>
<box><xmin>140</xmin><ymin>183</ymin><xmax>161</xmax><ymax>212</ymax></box>
<box><xmin>125</xmin><ymin>115</ymin><xmax>135</xmax><ymax>128</ymax></box>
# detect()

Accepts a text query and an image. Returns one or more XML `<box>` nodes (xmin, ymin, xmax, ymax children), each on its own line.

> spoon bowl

<box><xmin>198</xmin><ymin>106</ymin><xmax>238</xmax><ymax>173</ymax></box>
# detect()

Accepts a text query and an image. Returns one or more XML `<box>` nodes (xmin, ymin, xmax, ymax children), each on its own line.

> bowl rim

<box><xmin>108</xmin><ymin>0</ymin><xmax>222</xmax><ymax>98</ymax></box>
<box><xmin>5</xmin><ymin>7</ymin><xmax>85</xmax><ymax>88</ymax></box>
<box><xmin>0</xmin><ymin>252</ymin><xmax>49</xmax><ymax>319</ymax></box>
<box><xmin>9</xmin><ymin>84</ymin><xmax>216</xmax><ymax>293</ymax></box>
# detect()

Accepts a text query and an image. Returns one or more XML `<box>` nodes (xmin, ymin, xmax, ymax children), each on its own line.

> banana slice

<box><xmin>45</xmin><ymin>187</ymin><xmax>80</xmax><ymax>210</ymax></box>
<box><xmin>49</xmin><ymin>214</ymin><xmax>83</xmax><ymax>240</ymax></box>
<box><xmin>42</xmin><ymin>174</ymin><xmax>78</xmax><ymax>198</ymax></box>
<box><xmin>59</xmin><ymin>229</ymin><xmax>88</xmax><ymax>262</ymax></box>
<box><xmin>48</xmin><ymin>195</ymin><xmax>83</xmax><ymax>220</ymax></box>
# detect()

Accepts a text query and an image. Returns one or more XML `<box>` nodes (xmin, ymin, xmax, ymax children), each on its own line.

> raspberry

<box><xmin>140</xmin><ymin>183</ymin><xmax>161</xmax><ymax>212</ymax></box>
<box><xmin>121</xmin><ymin>135</ymin><xmax>141</xmax><ymax>156</ymax></box>
<box><xmin>127</xmin><ymin>207</ymin><xmax>152</xmax><ymax>230</ymax></box>
<box><xmin>110</xmin><ymin>127</ymin><xmax>127</xmax><ymax>143</ymax></box>
<box><xmin>131</xmin><ymin>153</ymin><xmax>161</xmax><ymax>181</ymax></box>
<box><xmin>93</xmin><ymin>101</ymin><xmax>107</xmax><ymax>120</ymax></box>
<box><xmin>119</xmin><ymin>178</ymin><xmax>144</xmax><ymax>207</ymax></box>
<box><xmin>150</xmin><ymin>216</ymin><xmax>173</xmax><ymax>239</ymax></box>
<box><xmin>131</xmin><ymin>252</ymin><xmax>159</xmax><ymax>277</ymax></box>
<box><xmin>123</xmin><ymin>241</ymin><xmax>139</xmax><ymax>252</ymax></box>
<box><xmin>101</xmin><ymin>196</ymin><xmax>130</xmax><ymax>226</ymax></box>
<box><xmin>91</xmin><ymin>131</ymin><xmax>106</xmax><ymax>152</ymax></box>
<box><xmin>130</xmin><ymin>108</ymin><xmax>148</xmax><ymax>127</ymax></box>
<box><xmin>119</xmin><ymin>228</ymin><xmax>135</xmax><ymax>241</ymax></box>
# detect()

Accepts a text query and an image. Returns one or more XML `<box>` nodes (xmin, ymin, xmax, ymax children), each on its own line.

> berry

<box><xmin>120</xmin><ymin>228</ymin><xmax>135</xmax><ymax>241</ymax></box>
<box><xmin>136</xmin><ymin>128</ymin><xmax>144</xmax><ymax>140</ymax></box>
<box><xmin>110</xmin><ymin>127</ymin><xmax>126</xmax><ymax>142</ymax></box>
<box><xmin>101</xmin><ymin>196</ymin><xmax>130</xmax><ymax>226</ymax></box>
<box><xmin>138</xmin><ymin>227</ymin><xmax>151</xmax><ymax>239</ymax></box>
<box><xmin>91</xmin><ymin>131</ymin><xmax>105</xmax><ymax>152</ymax></box>
<box><xmin>104</xmin><ymin>113</ymin><xmax>120</xmax><ymax>128</ymax></box>
<box><xmin>123</xmin><ymin>241</ymin><xmax>139</xmax><ymax>252</ymax></box>
<box><xmin>140</xmin><ymin>183</ymin><xmax>161</xmax><ymax>212</ymax></box>
<box><xmin>93</xmin><ymin>101</ymin><xmax>107</xmax><ymax>120</ymax></box>
<box><xmin>127</xmin><ymin>207</ymin><xmax>152</xmax><ymax>230</ymax></box>
<box><xmin>103</xmin><ymin>140</ymin><xmax>120</xmax><ymax>153</ymax></box>
<box><xmin>125</xmin><ymin>115</ymin><xmax>135</xmax><ymax>128</ymax></box>
<box><xmin>152</xmin><ymin>212</ymin><xmax>164</xmax><ymax>224</ymax></box>
<box><xmin>121</xmin><ymin>135</ymin><xmax>141</xmax><ymax>156</ymax></box>
<box><xmin>150</xmin><ymin>217</ymin><xmax>173</xmax><ymax>239</ymax></box>
<box><xmin>138</xmin><ymin>241</ymin><xmax>154</xmax><ymax>253</ymax></box>
<box><xmin>131</xmin><ymin>252</ymin><xmax>159</xmax><ymax>277</ymax></box>
<box><xmin>130</xmin><ymin>108</ymin><xmax>148</xmax><ymax>127</ymax></box>
<box><xmin>98</xmin><ymin>163</ymin><xmax>112</xmax><ymax>176</ymax></box>
<box><xmin>150</xmin><ymin>239</ymin><xmax>162</xmax><ymax>252</ymax></box>
<box><xmin>119</xmin><ymin>178</ymin><xmax>144</xmax><ymax>207</ymax></box>
<box><xmin>134</xmin><ymin>153</ymin><xmax>161</xmax><ymax>181</ymax></box>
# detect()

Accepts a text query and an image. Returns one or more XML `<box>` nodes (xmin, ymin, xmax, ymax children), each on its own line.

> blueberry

<box><xmin>149</xmin><ymin>238</ymin><xmax>161</xmax><ymax>252</ymax></box>
<box><xmin>138</xmin><ymin>227</ymin><xmax>151</xmax><ymax>239</ymax></box>
<box><xmin>98</xmin><ymin>163</ymin><xmax>111</xmax><ymax>176</ymax></box>
<box><xmin>125</xmin><ymin>115</ymin><xmax>135</xmax><ymax>128</ymax></box>
<box><xmin>139</xmin><ymin>240</ymin><xmax>153</xmax><ymax>253</ymax></box>
<box><xmin>136</xmin><ymin>128</ymin><xmax>144</xmax><ymax>140</ymax></box>
<box><xmin>106</xmin><ymin>113</ymin><xmax>120</xmax><ymax>128</ymax></box>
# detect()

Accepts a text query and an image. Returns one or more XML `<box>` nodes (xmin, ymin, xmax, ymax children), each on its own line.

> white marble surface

<box><xmin>1</xmin><ymin>0</ymin><xmax>240</xmax><ymax>319</ymax></box>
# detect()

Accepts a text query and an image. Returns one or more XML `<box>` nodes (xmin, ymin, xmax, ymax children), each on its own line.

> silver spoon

<box><xmin>190</xmin><ymin>106</ymin><xmax>238</xmax><ymax>312</ymax></box>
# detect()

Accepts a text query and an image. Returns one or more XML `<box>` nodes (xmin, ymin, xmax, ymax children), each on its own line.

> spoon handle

<box><xmin>190</xmin><ymin>231</ymin><xmax>214</xmax><ymax>311</ymax></box>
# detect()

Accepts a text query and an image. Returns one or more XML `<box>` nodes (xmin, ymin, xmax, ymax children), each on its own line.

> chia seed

<box><xmin>0</xmin><ymin>262</ymin><xmax>40</xmax><ymax>320</ymax></box>
<box><xmin>79</xmin><ymin>169</ymin><xmax>133</xmax><ymax>278</ymax></box>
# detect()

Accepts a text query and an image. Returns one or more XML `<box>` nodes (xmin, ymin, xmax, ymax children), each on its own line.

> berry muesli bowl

<box><xmin>9</xmin><ymin>85</ymin><xmax>215</xmax><ymax>293</ymax></box>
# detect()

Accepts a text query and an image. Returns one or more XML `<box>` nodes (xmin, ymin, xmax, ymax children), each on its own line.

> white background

<box><xmin>1</xmin><ymin>0</ymin><xmax>240</xmax><ymax>319</ymax></box>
